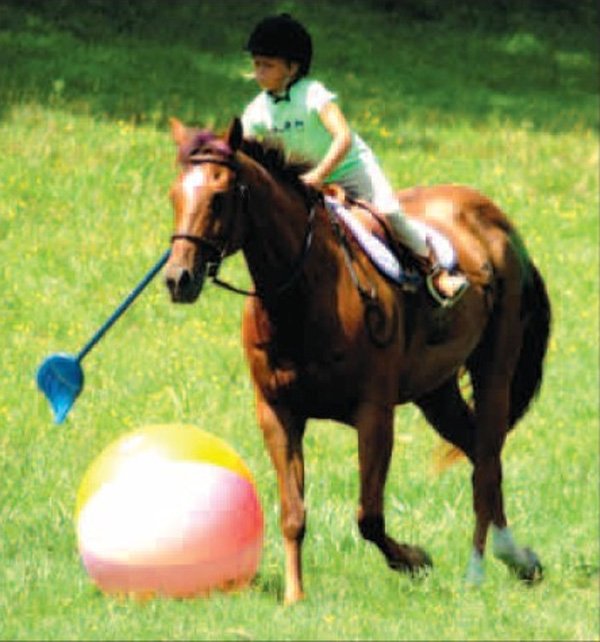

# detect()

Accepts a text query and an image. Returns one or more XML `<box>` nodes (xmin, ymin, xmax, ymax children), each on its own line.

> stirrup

<box><xmin>426</xmin><ymin>268</ymin><xmax>469</xmax><ymax>308</ymax></box>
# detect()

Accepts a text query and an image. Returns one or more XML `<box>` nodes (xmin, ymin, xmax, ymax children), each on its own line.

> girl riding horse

<box><xmin>242</xmin><ymin>13</ymin><xmax>468</xmax><ymax>305</ymax></box>
<box><xmin>165</xmin><ymin>118</ymin><xmax>550</xmax><ymax>605</ymax></box>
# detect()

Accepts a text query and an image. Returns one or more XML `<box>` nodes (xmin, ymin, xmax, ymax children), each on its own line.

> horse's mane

<box><xmin>240</xmin><ymin>136</ymin><xmax>317</xmax><ymax>201</ymax></box>
<box><xmin>177</xmin><ymin>128</ymin><xmax>318</xmax><ymax>202</ymax></box>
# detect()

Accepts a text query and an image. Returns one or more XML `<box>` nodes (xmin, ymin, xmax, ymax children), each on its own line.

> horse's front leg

<box><xmin>256</xmin><ymin>394</ymin><xmax>306</xmax><ymax>605</ymax></box>
<box><xmin>355</xmin><ymin>401</ymin><xmax>432</xmax><ymax>574</ymax></box>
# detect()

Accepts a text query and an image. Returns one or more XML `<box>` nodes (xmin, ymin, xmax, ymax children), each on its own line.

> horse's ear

<box><xmin>226</xmin><ymin>117</ymin><xmax>243</xmax><ymax>152</ymax></box>
<box><xmin>169</xmin><ymin>117</ymin><xmax>187</xmax><ymax>146</ymax></box>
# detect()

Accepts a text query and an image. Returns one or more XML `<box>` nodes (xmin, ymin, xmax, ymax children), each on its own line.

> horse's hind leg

<box><xmin>256</xmin><ymin>395</ymin><xmax>307</xmax><ymax>605</ymax></box>
<box><xmin>415</xmin><ymin>376</ymin><xmax>477</xmax><ymax>462</ymax></box>
<box><xmin>417</xmin><ymin>365</ymin><xmax>541</xmax><ymax>584</ymax></box>
<box><xmin>468</xmin><ymin>359</ymin><xmax>542</xmax><ymax>584</ymax></box>
<box><xmin>355</xmin><ymin>401</ymin><xmax>432</xmax><ymax>574</ymax></box>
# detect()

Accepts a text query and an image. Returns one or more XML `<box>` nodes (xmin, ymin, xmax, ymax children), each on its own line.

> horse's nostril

<box><xmin>178</xmin><ymin>269</ymin><xmax>191</xmax><ymax>288</ymax></box>
<box><xmin>165</xmin><ymin>266</ymin><xmax>192</xmax><ymax>295</ymax></box>
<box><xmin>165</xmin><ymin>275</ymin><xmax>176</xmax><ymax>293</ymax></box>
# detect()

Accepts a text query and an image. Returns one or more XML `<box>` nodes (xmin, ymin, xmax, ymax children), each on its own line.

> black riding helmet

<box><xmin>245</xmin><ymin>14</ymin><xmax>312</xmax><ymax>77</ymax></box>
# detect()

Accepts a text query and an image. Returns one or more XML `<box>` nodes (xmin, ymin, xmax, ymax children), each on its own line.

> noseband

<box><xmin>170</xmin><ymin>154</ymin><xmax>317</xmax><ymax>297</ymax></box>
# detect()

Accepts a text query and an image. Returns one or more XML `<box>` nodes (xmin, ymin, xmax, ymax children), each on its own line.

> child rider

<box><xmin>241</xmin><ymin>14</ymin><xmax>468</xmax><ymax>305</ymax></box>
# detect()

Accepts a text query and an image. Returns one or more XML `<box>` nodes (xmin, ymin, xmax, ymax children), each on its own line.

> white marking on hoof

<box><xmin>464</xmin><ymin>548</ymin><xmax>485</xmax><ymax>586</ymax></box>
<box><xmin>492</xmin><ymin>526</ymin><xmax>528</xmax><ymax>567</ymax></box>
<box><xmin>493</xmin><ymin>526</ymin><xmax>543</xmax><ymax>581</ymax></box>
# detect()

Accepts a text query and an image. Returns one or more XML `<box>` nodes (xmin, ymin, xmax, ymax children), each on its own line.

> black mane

<box><xmin>240</xmin><ymin>137</ymin><xmax>317</xmax><ymax>201</ymax></box>
<box><xmin>176</xmin><ymin>127</ymin><xmax>318</xmax><ymax>201</ymax></box>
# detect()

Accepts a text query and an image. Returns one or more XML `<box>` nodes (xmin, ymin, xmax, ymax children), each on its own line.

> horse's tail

<box><xmin>508</xmin><ymin>258</ymin><xmax>552</xmax><ymax>428</ymax></box>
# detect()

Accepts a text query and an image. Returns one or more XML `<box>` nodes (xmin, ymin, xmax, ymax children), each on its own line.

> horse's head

<box><xmin>165</xmin><ymin>117</ymin><xmax>246</xmax><ymax>303</ymax></box>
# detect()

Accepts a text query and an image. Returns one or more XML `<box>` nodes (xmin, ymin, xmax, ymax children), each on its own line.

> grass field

<box><xmin>1</xmin><ymin>1</ymin><xmax>598</xmax><ymax>640</ymax></box>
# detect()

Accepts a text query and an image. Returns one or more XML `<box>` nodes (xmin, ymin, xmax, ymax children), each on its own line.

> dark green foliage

<box><xmin>368</xmin><ymin>0</ymin><xmax>599</xmax><ymax>28</ymax></box>
<box><xmin>0</xmin><ymin>0</ymin><xmax>597</xmax><ymax>134</ymax></box>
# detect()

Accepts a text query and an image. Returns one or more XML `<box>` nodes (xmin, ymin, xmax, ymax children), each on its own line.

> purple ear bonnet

<box><xmin>178</xmin><ymin>129</ymin><xmax>232</xmax><ymax>163</ymax></box>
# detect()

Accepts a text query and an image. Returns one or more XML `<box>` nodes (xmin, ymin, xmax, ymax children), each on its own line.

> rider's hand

<box><xmin>301</xmin><ymin>169</ymin><xmax>324</xmax><ymax>189</ymax></box>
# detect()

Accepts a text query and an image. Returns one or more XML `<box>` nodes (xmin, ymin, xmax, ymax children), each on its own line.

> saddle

<box><xmin>322</xmin><ymin>186</ymin><xmax>464</xmax><ymax>298</ymax></box>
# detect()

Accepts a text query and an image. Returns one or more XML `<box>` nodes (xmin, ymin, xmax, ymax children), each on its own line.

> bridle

<box><xmin>170</xmin><ymin>153</ymin><xmax>317</xmax><ymax>298</ymax></box>
<box><xmin>170</xmin><ymin>151</ymin><xmax>393</xmax><ymax>347</ymax></box>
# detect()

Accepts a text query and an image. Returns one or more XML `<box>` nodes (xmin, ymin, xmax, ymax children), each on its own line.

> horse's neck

<box><xmin>241</xmin><ymin>166</ymin><xmax>324</xmax><ymax>299</ymax></box>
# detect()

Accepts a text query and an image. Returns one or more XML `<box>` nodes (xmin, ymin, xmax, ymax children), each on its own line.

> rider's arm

<box><xmin>302</xmin><ymin>101</ymin><xmax>352</xmax><ymax>187</ymax></box>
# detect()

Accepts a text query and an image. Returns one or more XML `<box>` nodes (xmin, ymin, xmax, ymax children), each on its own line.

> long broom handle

<box><xmin>76</xmin><ymin>249</ymin><xmax>171</xmax><ymax>362</ymax></box>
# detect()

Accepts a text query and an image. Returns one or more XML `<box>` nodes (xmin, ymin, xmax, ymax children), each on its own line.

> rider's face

<box><xmin>251</xmin><ymin>55</ymin><xmax>299</xmax><ymax>94</ymax></box>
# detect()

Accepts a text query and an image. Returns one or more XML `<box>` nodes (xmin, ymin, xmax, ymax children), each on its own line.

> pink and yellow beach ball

<box><xmin>75</xmin><ymin>424</ymin><xmax>263</xmax><ymax>598</ymax></box>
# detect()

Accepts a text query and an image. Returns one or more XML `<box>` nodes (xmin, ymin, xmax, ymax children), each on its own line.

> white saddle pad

<box><xmin>325</xmin><ymin>196</ymin><xmax>457</xmax><ymax>286</ymax></box>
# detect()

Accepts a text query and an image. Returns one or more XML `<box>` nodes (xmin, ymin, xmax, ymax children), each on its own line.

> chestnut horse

<box><xmin>165</xmin><ymin>117</ymin><xmax>551</xmax><ymax>604</ymax></box>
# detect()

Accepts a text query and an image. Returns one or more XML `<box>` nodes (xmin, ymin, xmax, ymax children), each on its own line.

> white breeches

<box><xmin>330</xmin><ymin>152</ymin><xmax>429</xmax><ymax>257</ymax></box>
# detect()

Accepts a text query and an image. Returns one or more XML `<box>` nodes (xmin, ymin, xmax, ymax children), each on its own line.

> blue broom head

<box><xmin>36</xmin><ymin>353</ymin><xmax>84</xmax><ymax>424</ymax></box>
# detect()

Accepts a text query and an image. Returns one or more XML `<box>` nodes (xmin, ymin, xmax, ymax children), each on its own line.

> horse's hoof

<box><xmin>283</xmin><ymin>589</ymin><xmax>305</xmax><ymax>606</ymax></box>
<box><xmin>464</xmin><ymin>549</ymin><xmax>485</xmax><ymax>586</ymax></box>
<box><xmin>388</xmin><ymin>545</ymin><xmax>432</xmax><ymax>576</ymax></box>
<box><xmin>464</xmin><ymin>568</ymin><xmax>485</xmax><ymax>587</ymax></box>
<box><xmin>415</xmin><ymin>547</ymin><xmax>433</xmax><ymax>572</ymax></box>
<box><xmin>515</xmin><ymin>548</ymin><xmax>543</xmax><ymax>584</ymax></box>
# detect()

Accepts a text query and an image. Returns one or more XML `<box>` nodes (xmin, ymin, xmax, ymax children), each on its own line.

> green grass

<box><xmin>1</xmin><ymin>1</ymin><xmax>598</xmax><ymax>640</ymax></box>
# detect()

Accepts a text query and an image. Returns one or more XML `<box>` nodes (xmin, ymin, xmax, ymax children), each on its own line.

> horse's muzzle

<box><xmin>164</xmin><ymin>262</ymin><xmax>205</xmax><ymax>303</ymax></box>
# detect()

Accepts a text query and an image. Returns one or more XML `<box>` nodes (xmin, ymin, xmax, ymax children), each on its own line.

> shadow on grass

<box><xmin>0</xmin><ymin>0</ymin><xmax>597</xmax><ymax>135</ymax></box>
<box><xmin>252</xmin><ymin>570</ymin><xmax>284</xmax><ymax>602</ymax></box>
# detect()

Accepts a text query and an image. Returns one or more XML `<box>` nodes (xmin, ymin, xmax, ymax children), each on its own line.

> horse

<box><xmin>164</xmin><ymin>117</ymin><xmax>551</xmax><ymax>605</ymax></box>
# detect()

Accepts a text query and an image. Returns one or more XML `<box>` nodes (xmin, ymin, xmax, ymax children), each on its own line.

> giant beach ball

<box><xmin>75</xmin><ymin>424</ymin><xmax>263</xmax><ymax>598</ymax></box>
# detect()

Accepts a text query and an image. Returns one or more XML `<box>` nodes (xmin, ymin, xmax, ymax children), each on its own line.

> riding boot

<box><xmin>386</xmin><ymin>210</ymin><xmax>469</xmax><ymax>307</ymax></box>
<box><xmin>416</xmin><ymin>244</ymin><xmax>470</xmax><ymax>308</ymax></box>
